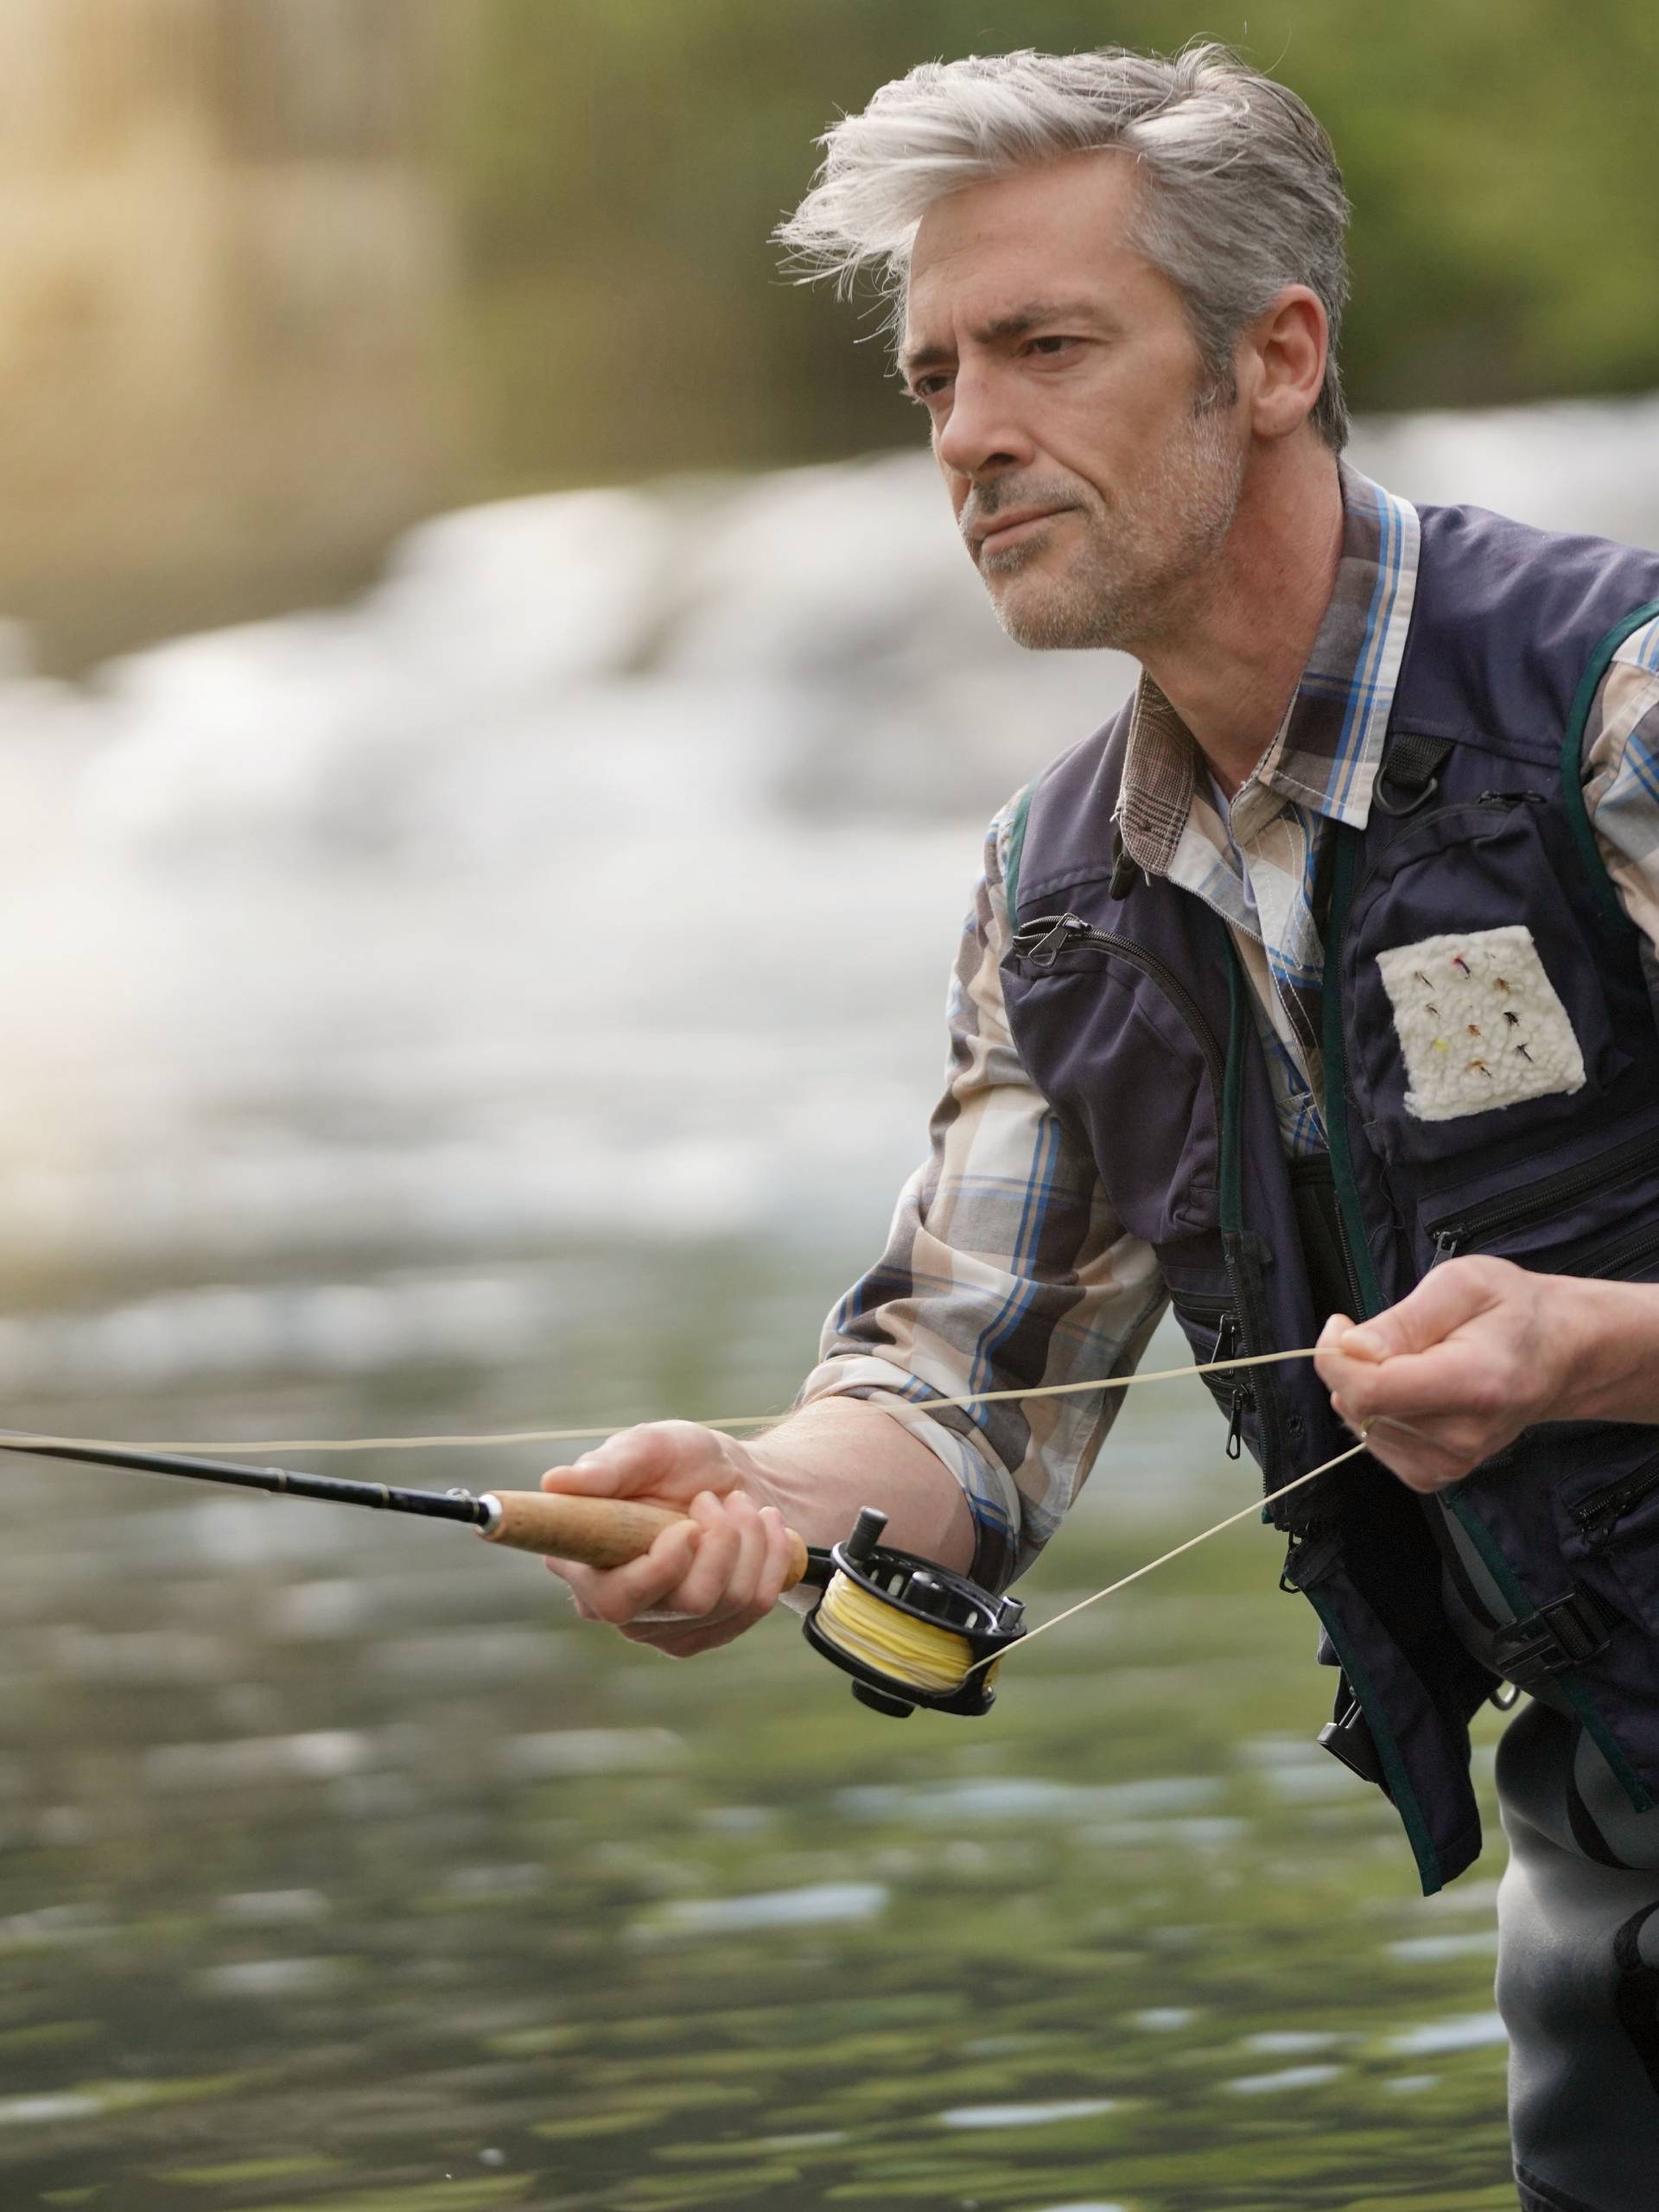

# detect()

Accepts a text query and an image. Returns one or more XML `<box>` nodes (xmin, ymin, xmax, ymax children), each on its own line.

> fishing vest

<box><xmin>1000</xmin><ymin>499</ymin><xmax>1659</xmax><ymax>1893</ymax></box>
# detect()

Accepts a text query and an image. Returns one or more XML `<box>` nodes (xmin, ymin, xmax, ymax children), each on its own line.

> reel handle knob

<box><xmin>845</xmin><ymin>1506</ymin><xmax>888</xmax><ymax>1565</ymax></box>
<box><xmin>479</xmin><ymin>1491</ymin><xmax>810</xmax><ymax>1588</ymax></box>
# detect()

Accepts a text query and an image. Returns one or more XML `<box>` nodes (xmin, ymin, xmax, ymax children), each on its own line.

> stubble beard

<box><xmin>982</xmin><ymin>401</ymin><xmax>1247</xmax><ymax>653</ymax></box>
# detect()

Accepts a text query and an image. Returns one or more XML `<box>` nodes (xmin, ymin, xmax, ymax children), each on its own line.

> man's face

<box><xmin>901</xmin><ymin>150</ymin><xmax>1248</xmax><ymax>652</ymax></box>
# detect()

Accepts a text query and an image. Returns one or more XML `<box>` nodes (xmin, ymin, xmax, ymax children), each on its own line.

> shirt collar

<box><xmin>1119</xmin><ymin>461</ymin><xmax>1421</xmax><ymax>874</ymax></box>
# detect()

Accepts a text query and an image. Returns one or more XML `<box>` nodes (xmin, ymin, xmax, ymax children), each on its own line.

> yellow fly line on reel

<box><xmin>800</xmin><ymin>1508</ymin><xmax>1027</xmax><ymax>1716</ymax></box>
<box><xmin>815</xmin><ymin>1570</ymin><xmax>991</xmax><ymax>1698</ymax></box>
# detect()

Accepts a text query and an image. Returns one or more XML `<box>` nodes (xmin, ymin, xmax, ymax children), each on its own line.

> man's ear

<box><xmin>1243</xmin><ymin>286</ymin><xmax>1328</xmax><ymax>442</ymax></box>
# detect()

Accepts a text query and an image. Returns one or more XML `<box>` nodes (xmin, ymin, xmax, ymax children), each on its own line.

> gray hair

<box><xmin>777</xmin><ymin>44</ymin><xmax>1351</xmax><ymax>450</ymax></box>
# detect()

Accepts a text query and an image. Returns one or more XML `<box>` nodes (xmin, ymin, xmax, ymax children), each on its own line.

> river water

<box><xmin>0</xmin><ymin>397</ymin><xmax>1655</xmax><ymax>2207</ymax></box>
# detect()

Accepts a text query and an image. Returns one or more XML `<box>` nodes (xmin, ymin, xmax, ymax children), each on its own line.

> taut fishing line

<box><xmin>0</xmin><ymin>1342</ymin><xmax>1320</xmax><ymax>1457</ymax></box>
<box><xmin>961</xmin><ymin>1433</ymin><xmax>1372</xmax><ymax>1679</ymax></box>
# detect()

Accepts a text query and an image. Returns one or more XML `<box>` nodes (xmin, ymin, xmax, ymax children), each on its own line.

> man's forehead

<box><xmin>900</xmin><ymin>154</ymin><xmax>1147</xmax><ymax>362</ymax></box>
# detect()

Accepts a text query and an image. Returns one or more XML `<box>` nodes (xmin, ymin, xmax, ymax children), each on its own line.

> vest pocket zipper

<box><xmin>1573</xmin><ymin>1452</ymin><xmax>1659</xmax><ymax>1547</ymax></box>
<box><xmin>1424</xmin><ymin>1125</ymin><xmax>1659</xmax><ymax>1260</ymax></box>
<box><xmin>1217</xmin><ymin>1313</ymin><xmax>1251</xmax><ymax>1459</ymax></box>
<box><xmin>1546</xmin><ymin>1217</ymin><xmax>1659</xmax><ymax>1282</ymax></box>
<box><xmin>1168</xmin><ymin>1293</ymin><xmax>1255</xmax><ymax>1458</ymax></box>
<box><xmin>1011</xmin><ymin>913</ymin><xmax>1228</xmax><ymax>1102</ymax></box>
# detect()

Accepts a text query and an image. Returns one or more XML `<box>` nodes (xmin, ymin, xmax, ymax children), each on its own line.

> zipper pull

<box><xmin>1226</xmin><ymin>1389</ymin><xmax>1247</xmax><ymax>1459</ymax></box>
<box><xmin>1016</xmin><ymin>912</ymin><xmax>1089</xmax><ymax>968</ymax></box>
<box><xmin>1432</xmin><ymin>1226</ymin><xmax>1463</xmax><ymax>1265</ymax></box>
<box><xmin>1211</xmin><ymin>1313</ymin><xmax>1248</xmax><ymax>1458</ymax></box>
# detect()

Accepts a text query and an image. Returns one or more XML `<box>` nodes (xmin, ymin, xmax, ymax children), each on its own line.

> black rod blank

<box><xmin>0</xmin><ymin>1432</ymin><xmax>486</xmax><ymax>1527</ymax></box>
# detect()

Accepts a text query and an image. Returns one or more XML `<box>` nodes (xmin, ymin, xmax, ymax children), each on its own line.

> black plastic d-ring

<box><xmin>1370</xmin><ymin>771</ymin><xmax>1440</xmax><ymax>817</ymax></box>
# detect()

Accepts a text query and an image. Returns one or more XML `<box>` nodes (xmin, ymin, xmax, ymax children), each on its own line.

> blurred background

<box><xmin>0</xmin><ymin>4</ymin><xmax>1656</xmax><ymax>2208</ymax></box>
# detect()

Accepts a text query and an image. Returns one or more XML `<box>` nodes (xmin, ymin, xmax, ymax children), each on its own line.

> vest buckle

<box><xmin>1319</xmin><ymin>1692</ymin><xmax>1391</xmax><ymax>1796</ymax></box>
<box><xmin>1489</xmin><ymin>1589</ymin><xmax>1611</xmax><ymax>1691</ymax></box>
<box><xmin>1279</xmin><ymin>1524</ymin><xmax>1343</xmax><ymax>1594</ymax></box>
<box><xmin>1370</xmin><ymin>734</ymin><xmax>1452</xmax><ymax>817</ymax></box>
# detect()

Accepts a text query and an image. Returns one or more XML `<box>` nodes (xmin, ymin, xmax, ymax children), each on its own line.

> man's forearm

<box><xmin>1558</xmin><ymin>1277</ymin><xmax>1659</xmax><ymax>1426</ymax></box>
<box><xmin>742</xmin><ymin>1395</ymin><xmax>980</xmax><ymax>1608</ymax></box>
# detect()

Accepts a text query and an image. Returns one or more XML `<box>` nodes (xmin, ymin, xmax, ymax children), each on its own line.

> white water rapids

<box><xmin>0</xmin><ymin>396</ymin><xmax>1656</xmax><ymax>1402</ymax></box>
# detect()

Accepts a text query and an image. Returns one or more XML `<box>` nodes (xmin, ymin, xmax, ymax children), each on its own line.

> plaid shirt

<box><xmin>798</xmin><ymin>466</ymin><xmax>1659</xmax><ymax>1591</ymax></box>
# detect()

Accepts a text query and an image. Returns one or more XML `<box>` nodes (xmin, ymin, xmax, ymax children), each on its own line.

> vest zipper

<box><xmin>1319</xmin><ymin>824</ymin><xmax>1383</xmax><ymax>1319</ymax></box>
<box><xmin>1012</xmin><ymin>914</ymin><xmax>1228</xmax><ymax>1102</ymax></box>
<box><xmin>1327</xmin><ymin>1190</ymin><xmax>1366</xmax><ymax>1313</ymax></box>
<box><xmin>1424</xmin><ymin>1125</ymin><xmax>1659</xmax><ymax>1258</ymax></box>
<box><xmin>1545</xmin><ymin>1217</ymin><xmax>1659</xmax><ymax>1282</ymax></box>
<box><xmin>1170</xmin><ymin>1294</ymin><xmax>1256</xmax><ymax>1457</ymax></box>
<box><xmin>1217</xmin><ymin>1311</ymin><xmax>1249</xmax><ymax>1459</ymax></box>
<box><xmin>1573</xmin><ymin>1452</ymin><xmax>1659</xmax><ymax>1545</ymax></box>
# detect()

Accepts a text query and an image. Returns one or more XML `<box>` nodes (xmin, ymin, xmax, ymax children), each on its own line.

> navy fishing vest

<box><xmin>1001</xmin><ymin>500</ymin><xmax>1659</xmax><ymax>1892</ymax></box>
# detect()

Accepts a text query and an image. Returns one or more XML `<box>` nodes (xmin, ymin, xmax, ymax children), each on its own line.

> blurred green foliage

<box><xmin>446</xmin><ymin>0</ymin><xmax>1659</xmax><ymax>492</ymax></box>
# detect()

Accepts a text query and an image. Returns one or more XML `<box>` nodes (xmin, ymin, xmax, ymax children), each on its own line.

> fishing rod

<box><xmin>0</xmin><ymin>1434</ymin><xmax>1027</xmax><ymax>1720</ymax></box>
<box><xmin>0</xmin><ymin>1429</ymin><xmax>705</xmax><ymax>1564</ymax></box>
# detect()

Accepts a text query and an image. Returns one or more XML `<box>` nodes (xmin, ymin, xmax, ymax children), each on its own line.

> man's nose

<box><xmin>934</xmin><ymin>366</ymin><xmax>1034</xmax><ymax>483</ymax></box>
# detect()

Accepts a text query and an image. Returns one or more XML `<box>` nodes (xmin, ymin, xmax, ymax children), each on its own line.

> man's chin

<box><xmin>988</xmin><ymin>576</ymin><xmax>1122</xmax><ymax>653</ymax></box>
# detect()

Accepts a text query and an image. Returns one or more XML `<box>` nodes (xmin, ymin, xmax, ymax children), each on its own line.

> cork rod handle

<box><xmin>478</xmin><ymin>1490</ymin><xmax>810</xmax><ymax>1592</ymax></box>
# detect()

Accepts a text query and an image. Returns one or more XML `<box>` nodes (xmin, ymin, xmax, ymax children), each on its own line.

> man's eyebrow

<box><xmin>898</xmin><ymin>300</ymin><xmax>1107</xmax><ymax>379</ymax></box>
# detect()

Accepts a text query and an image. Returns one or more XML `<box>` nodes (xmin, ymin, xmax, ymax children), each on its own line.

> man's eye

<box><xmin>909</xmin><ymin>374</ymin><xmax>951</xmax><ymax>404</ymax></box>
<box><xmin>1027</xmin><ymin>335</ymin><xmax>1076</xmax><ymax>358</ymax></box>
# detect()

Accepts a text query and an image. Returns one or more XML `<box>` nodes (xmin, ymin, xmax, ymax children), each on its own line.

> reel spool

<box><xmin>800</xmin><ymin>1506</ymin><xmax>1027</xmax><ymax>1718</ymax></box>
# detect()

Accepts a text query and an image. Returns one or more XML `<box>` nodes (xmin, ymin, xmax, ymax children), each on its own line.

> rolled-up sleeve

<box><xmin>796</xmin><ymin>795</ymin><xmax>1166</xmax><ymax>1590</ymax></box>
<box><xmin>1582</xmin><ymin>614</ymin><xmax>1659</xmax><ymax>976</ymax></box>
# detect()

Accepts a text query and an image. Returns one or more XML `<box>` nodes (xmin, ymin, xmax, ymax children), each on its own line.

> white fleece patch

<box><xmin>1375</xmin><ymin>925</ymin><xmax>1585</xmax><ymax>1122</ymax></box>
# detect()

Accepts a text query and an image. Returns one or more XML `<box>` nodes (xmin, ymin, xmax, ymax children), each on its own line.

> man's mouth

<box><xmin>974</xmin><ymin>505</ymin><xmax>1071</xmax><ymax>556</ymax></box>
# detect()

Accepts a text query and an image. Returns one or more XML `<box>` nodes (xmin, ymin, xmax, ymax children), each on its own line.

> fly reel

<box><xmin>799</xmin><ymin>1506</ymin><xmax>1027</xmax><ymax>1718</ymax></box>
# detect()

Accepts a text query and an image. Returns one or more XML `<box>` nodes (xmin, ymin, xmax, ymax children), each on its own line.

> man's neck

<box><xmin>1136</xmin><ymin>442</ymin><xmax>1345</xmax><ymax>798</ymax></box>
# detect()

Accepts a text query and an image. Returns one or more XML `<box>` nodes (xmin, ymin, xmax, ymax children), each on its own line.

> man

<box><xmin>538</xmin><ymin>47</ymin><xmax>1659</xmax><ymax>2212</ymax></box>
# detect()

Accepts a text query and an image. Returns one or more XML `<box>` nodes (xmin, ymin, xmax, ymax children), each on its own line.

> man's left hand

<box><xmin>1313</xmin><ymin>1255</ymin><xmax>1575</xmax><ymax>1491</ymax></box>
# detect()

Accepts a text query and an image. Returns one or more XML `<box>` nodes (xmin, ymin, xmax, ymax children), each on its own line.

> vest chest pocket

<box><xmin>1345</xmin><ymin>797</ymin><xmax>1623</xmax><ymax>1171</ymax></box>
<box><xmin>1004</xmin><ymin>917</ymin><xmax>1224</xmax><ymax>1249</ymax></box>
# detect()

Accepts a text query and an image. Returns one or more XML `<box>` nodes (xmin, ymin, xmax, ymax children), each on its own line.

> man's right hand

<box><xmin>538</xmin><ymin>1421</ymin><xmax>799</xmax><ymax>1657</ymax></box>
